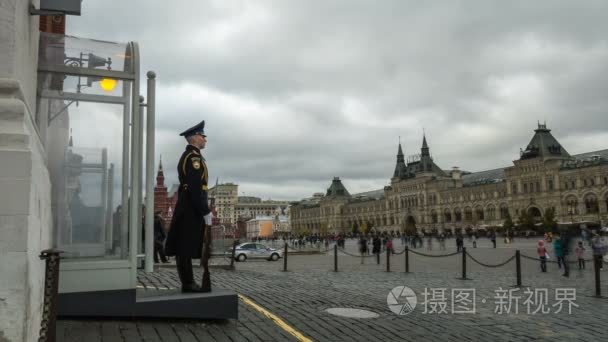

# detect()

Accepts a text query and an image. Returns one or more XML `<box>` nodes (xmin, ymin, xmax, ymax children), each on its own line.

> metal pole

<box><xmin>120</xmin><ymin>72</ymin><xmax>131</xmax><ymax>259</ymax></box>
<box><xmin>144</xmin><ymin>72</ymin><xmax>156</xmax><ymax>273</ymax></box>
<box><xmin>229</xmin><ymin>241</ymin><xmax>237</xmax><ymax>270</ymax></box>
<box><xmin>405</xmin><ymin>246</ymin><xmax>409</xmax><ymax>273</ymax></box>
<box><xmin>515</xmin><ymin>250</ymin><xmax>522</xmax><ymax>287</ymax></box>
<box><xmin>283</xmin><ymin>242</ymin><xmax>288</xmax><ymax>272</ymax></box>
<box><xmin>594</xmin><ymin>255</ymin><xmax>602</xmax><ymax>297</ymax></box>
<box><xmin>128</xmin><ymin>96</ymin><xmax>141</xmax><ymax>278</ymax></box>
<box><xmin>128</xmin><ymin>42</ymin><xmax>141</xmax><ymax>286</ymax></box>
<box><xmin>376</xmin><ymin>252</ymin><xmax>380</xmax><ymax>265</ymax></box>
<box><xmin>137</xmin><ymin>96</ymin><xmax>145</xmax><ymax>269</ymax></box>
<box><xmin>334</xmin><ymin>244</ymin><xmax>338</xmax><ymax>272</ymax></box>
<box><xmin>386</xmin><ymin>248</ymin><xmax>390</xmax><ymax>272</ymax></box>
<box><xmin>461</xmin><ymin>247</ymin><xmax>467</xmax><ymax>280</ymax></box>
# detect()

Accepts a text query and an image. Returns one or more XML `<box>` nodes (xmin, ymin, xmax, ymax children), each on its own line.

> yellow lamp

<box><xmin>99</xmin><ymin>78</ymin><xmax>117</xmax><ymax>92</ymax></box>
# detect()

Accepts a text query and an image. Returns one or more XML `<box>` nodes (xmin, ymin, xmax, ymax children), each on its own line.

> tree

<box><xmin>320</xmin><ymin>222</ymin><xmax>329</xmax><ymax>237</ymax></box>
<box><xmin>542</xmin><ymin>207</ymin><xmax>558</xmax><ymax>233</ymax></box>
<box><xmin>360</xmin><ymin>222</ymin><xmax>369</xmax><ymax>235</ymax></box>
<box><xmin>516</xmin><ymin>210</ymin><xmax>534</xmax><ymax>232</ymax></box>
<box><xmin>502</xmin><ymin>211</ymin><xmax>515</xmax><ymax>232</ymax></box>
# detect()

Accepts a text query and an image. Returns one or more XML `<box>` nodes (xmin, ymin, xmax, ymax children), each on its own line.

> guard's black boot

<box><xmin>182</xmin><ymin>283</ymin><xmax>205</xmax><ymax>293</ymax></box>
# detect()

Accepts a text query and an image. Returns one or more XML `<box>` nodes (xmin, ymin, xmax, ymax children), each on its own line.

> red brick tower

<box><xmin>153</xmin><ymin>157</ymin><xmax>169</xmax><ymax>221</ymax></box>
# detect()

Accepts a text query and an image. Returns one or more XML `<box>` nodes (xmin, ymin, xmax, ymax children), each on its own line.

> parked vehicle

<box><xmin>229</xmin><ymin>243</ymin><xmax>283</xmax><ymax>262</ymax></box>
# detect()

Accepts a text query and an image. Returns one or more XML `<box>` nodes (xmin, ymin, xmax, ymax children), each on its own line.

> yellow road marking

<box><xmin>238</xmin><ymin>294</ymin><xmax>313</xmax><ymax>342</ymax></box>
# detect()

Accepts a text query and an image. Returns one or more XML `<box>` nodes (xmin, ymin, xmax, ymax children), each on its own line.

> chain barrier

<box><xmin>519</xmin><ymin>253</ymin><xmax>592</xmax><ymax>264</ymax></box>
<box><xmin>466</xmin><ymin>252</ymin><xmax>515</xmax><ymax>268</ymax></box>
<box><xmin>38</xmin><ymin>249</ymin><xmax>63</xmax><ymax>342</ymax></box>
<box><xmin>408</xmin><ymin>249</ymin><xmax>460</xmax><ymax>258</ymax></box>
<box><xmin>337</xmin><ymin>248</ymin><xmax>382</xmax><ymax>258</ymax></box>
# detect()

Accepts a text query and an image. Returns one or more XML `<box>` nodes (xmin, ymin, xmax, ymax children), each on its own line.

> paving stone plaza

<box><xmin>58</xmin><ymin>238</ymin><xmax>608</xmax><ymax>342</ymax></box>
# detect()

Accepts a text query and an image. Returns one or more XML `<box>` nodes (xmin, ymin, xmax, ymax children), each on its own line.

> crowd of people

<box><xmin>250</xmin><ymin>228</ymin><xmax>608</xmax><ymax>277</ymax></box>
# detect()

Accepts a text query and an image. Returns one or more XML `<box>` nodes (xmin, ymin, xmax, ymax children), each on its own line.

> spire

<box><xmin>421</xmin><ymin>132</ymin><xmax>430</xmax><ymax>157</ymax></box>
<box><xmin>155</xmin><ymin>155</ymin><xmax>165</xmax><ymax>187</ymax></box>
<box><xmin>393</xmin><ymin>140</ymin><xmax>407</xmax><ymax>179</ymax></box>
<box><xmin>68</xmin><ymin>128</ymin><xmax>73</xmax><ymax>147</ymax></box>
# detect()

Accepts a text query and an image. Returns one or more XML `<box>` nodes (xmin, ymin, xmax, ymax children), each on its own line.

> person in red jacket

<box><xmin>537</xmin><ymin>240</ymin><xmax>547</xmax><ymax>272</ymax></box>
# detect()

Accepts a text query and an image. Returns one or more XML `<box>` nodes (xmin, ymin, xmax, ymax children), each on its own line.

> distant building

<box><xmin>209</xmin><ymin>182</ymin><xmax>239</xmax><ymax>224</ymax></box>
<box><xmin>246</xmin><ymin>215</ymin><xmax>290</xmax><ymax>239</ymax></box>
<box><xmin>236</xmin><ymin>196</ymin><xmax>291</xmax><ymax>221</ymax></box>
<box><xmin>290</xmin><ymin>124</ymin><xmax>608</xmax><ymax>235</ymax></box>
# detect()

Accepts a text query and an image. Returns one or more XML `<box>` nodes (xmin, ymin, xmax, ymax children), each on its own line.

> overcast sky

<box><xmin>68</xmin><ymin>1</ymin><xmax>608</xmax><ymax>201</ymax></box>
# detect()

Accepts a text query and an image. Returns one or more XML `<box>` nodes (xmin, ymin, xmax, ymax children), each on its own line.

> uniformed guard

<box><xmin>165</xmin><ymin>120</ymin><xmax>213</xmax><ymax>292</ymax></box>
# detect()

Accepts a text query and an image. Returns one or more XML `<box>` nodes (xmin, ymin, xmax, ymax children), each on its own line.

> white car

<box><xmin>230</xmin><ymin>243</ymin><xmax>283</xmax><ymax>262</ymax></box>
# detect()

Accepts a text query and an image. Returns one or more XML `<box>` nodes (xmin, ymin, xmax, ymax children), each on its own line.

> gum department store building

<box><xmin>290</xmin><ymin>124</ymin><xmax>608</xmax><ymax>235</ymax></box>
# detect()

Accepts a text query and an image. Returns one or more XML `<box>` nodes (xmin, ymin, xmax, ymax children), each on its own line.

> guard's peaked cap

<box><xmin>179</xmin><ymin>120</ymin><xmax>206</xmax><ymax>137</ymax></box>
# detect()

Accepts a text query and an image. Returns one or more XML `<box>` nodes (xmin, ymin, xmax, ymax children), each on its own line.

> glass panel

<box><xmin>39</xmin><ymin>32</ymin><xmax>132</xmax><ymax>73</ymax></box>
<box><xmin>43</xmin><ymin>98</ymin><xmax>129</xmax><ymax>259</ymax></box>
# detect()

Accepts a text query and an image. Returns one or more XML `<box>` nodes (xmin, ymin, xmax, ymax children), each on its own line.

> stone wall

<box><xmin>0</xmin><ymin>1</ymin><xmax>52</xmax><ymax>341</ymax></box>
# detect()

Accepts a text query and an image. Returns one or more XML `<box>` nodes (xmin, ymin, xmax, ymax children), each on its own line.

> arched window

<box><xmin>499</xmin><ymin>203</ymin><xmax>509</xmax><ymax>219</ymax></box>
<box><xmin>444</xmin><ymin>209</ymin><xmax>452</xmax><ymax>223</ymax></box>
<box><xmin>585</xmin><ymin>195</ymin><xmax>599</xmax><ymax>214</ymax></box>
<box><xmin>464</xmin><ymin>207</ymin><xmax>473</xmax><ymax>222</ymax></box>
<box><xmin>487</xmin><ymin>205</ymin><xmax>496</xmax><ymax>220</ymax></box>
<box><xmin>454</xmin><ymin>208</ymin><xmax>462</xmax><ymax>222</ymax></box>
<box><xmin>565</xmin><ymin>197</ymin><xmax>578</xmax><ymax>215</ymax></box>
<box><xmin>475</xmin><ymin>206</ymin><xmax>484</xmax><ymax>221</ymax></box>
<box><xmin>431</xmin><ymin>210</ymin><xmax>438</xmax><ymax>223</ymax></box>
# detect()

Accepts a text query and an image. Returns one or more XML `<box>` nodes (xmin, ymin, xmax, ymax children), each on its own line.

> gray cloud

<box><xmin>69</xmin><ymin>1</ymin><xmax>608</xmax><ymax>200</ymax></box>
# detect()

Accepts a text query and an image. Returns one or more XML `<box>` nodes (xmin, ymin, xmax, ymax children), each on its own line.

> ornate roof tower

<box><xmin>520</xmin><ymin>123</ymin><xmax>571</xmax><ymax>161</ymax></box>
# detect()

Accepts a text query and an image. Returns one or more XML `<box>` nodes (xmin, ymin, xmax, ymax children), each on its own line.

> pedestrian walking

<box><xmin>359</xmin><ymin>235</ymin><xmax>368</xmax><ymax>264</ymax></box>
<box><xmin>490</xmin><ymin>231</ymin><xmax>497</xmax><ymax>248</ymax></box>
<box><xmin>386</xmin><ymin>238</ymin><xmax>394</xmax><ymax>255</ymax></box>
<box><xmin>553</xmin><ymin>235</ymin><xmax>564</xmax><ymax>269</ymax></box>
<box><xmin>574</xmin><ymin>241</ymin><xmax>586</xmax><ymax>270</ymax></box>
<box><xmin>537</xmin><ymin>240</ymin><xmax>547</xmax><ymax>272</ymax></box>
<box><xmin>153</xmin><ymin>212</ymin><xmax>169</xmax><ymax>264</ymax></box>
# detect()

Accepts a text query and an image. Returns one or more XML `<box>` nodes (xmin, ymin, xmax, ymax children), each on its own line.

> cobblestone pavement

<box><xmin>58</xmin><ymin>238</ymin><xmax>608</xmax><ymax>341</ymax></box>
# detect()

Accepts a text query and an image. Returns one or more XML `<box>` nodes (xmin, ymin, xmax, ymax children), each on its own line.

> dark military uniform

<box><xmin>165</xmin><ymin>144</ymin><xmax>211</xmax><ymax>289</ymax></box>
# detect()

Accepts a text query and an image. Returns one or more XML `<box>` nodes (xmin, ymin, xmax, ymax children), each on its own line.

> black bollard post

<box><xmin>594</xmin><ymin>255</ymin><xmax>602</xmax><ymax>297</ymax></box>
<box><xmin>376</xmin><ymin>252</ymin><xmax>380</xmax><ymax>265</ymax></box>
<box><xmin>283</xmin><ymin>242</ymin><xmax>288</xmax><ymax>272</ymax></box>
<box><xmin>461</xmin><ymin>247</ymin><xmax>467</xmax><ymax>280</ymax></box>
<box><xmin>386</xmin><ymin>249</ymin><xmax>391</xmax><ymax>272</ymax></box>
<box><xmin>405</xmin><ymin>246</ymin><xmax>410</xmax><ymax>273</ymax></box>
<box><xmin>334</xmin><ymin>244</ymin><xmax>338</xmax><ymax>272</ymax></box>
<box><xmin>229</xmin><ymin>241</ymin><xmax>237</xmax><ymax>270</ymax></box>
<box><xmin>515</xmin><ymin>250</ymin><xmax>522</xmax><ymax>287</ymax></box>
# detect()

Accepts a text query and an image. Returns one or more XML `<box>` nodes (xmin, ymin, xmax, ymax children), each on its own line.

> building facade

<box><xmin>209</xmin><ymin>183</ymin><xmax>239</xmax><ymax>224</ymax></box>
<box><xmin>290</xmin><ymin>124</ymin><xmax>608</xmax><ymax>235</ymax></box>
<box><xmin>236</xmin><ymin>196</ymin><xmax>290</xmax><ymax>221</ymax></box>
<box><xmin>0</xmin><ymin>3</ymin><xmax>56</xmax><ymax>340</ymax></box>
<box><xmin>245</xmin><ymin>215</ymin><xmax>290</xmax><ymax>239</ymax></box>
